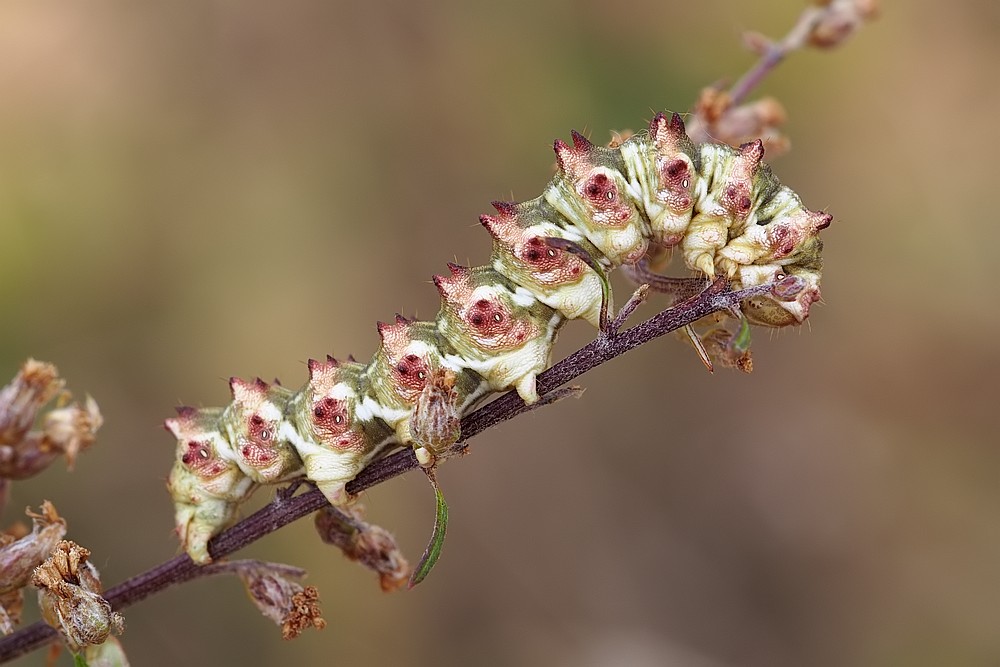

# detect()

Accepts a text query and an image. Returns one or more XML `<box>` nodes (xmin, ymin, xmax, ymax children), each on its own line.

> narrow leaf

<box><xmin>409</xmin><ymin>469</ymin><xmax>449</xmax><ymax>588</ymax></box>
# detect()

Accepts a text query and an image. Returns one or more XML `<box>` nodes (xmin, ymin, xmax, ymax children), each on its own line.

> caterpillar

<box><xmin>165</xmin><ymin>112</ymin><xmax>832</xmax><ymax>564</ymax></box>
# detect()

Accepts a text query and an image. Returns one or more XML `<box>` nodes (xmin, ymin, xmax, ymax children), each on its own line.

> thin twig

<box><xmin>728</xmin><ymin>5</ymin><xmax>827</xmax><ymax>106</ymax></box>
<box><xmin>0</xmin><ymin>279</ymin><xmax>774</xmax><ymax>662</ymax></box>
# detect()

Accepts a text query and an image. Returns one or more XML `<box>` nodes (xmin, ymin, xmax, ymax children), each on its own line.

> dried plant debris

<box><xmin>0</xmin><ymin>360</ymin><xmax>101</xmax><ymax>480</ymax></box>
<box><xmin>0</xmin><ymin>502</ymin><xmax>68</xmax><ymax>634</ymax></box>
<box><xmin>314</xmin><ymin>505</ymin><xmax>411</xmax><ymax>592</ymax></box>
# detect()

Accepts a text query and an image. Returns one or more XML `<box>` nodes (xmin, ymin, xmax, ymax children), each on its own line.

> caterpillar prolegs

<box><xmin>165</xmin><ymin>112</ymin><xmax>832</xmax><ymax>564</ymax></box>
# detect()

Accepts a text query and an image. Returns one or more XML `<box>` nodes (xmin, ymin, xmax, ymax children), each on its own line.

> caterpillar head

<box><xmin>434</xmin><ymin>264</ymin><xmax>542</xmax><ymax>353</ymax></box>
<box><xmin>222</xmin><ymin>377</ymin><xmax>302</xmax><ymax>483</ymax></box>
<box><xmin>733</xmin><ymin>205</ymin><xmax>830</xmax><ymax>327</ymax></box>
<box><xmin>165</xmin><ymin>406</ymin><xmax>254</xmax><ymax>564</ymax></box>
<box><xmin>165</xmin><ymin>406</ymin><xmax>246</xmax><ymax>499</ymax></box>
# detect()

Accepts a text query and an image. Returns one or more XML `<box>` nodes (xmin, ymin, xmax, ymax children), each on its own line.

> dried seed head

<box><xmin>314</xmin><ymin>505</ymin><xmax>411</xmax><ymax>592</ymax></box>
<box><xmin>32</xmin><ymin>541</ymin><xmax>124</xmax><ymax>655</ymax></box>
<box><xmin>282</xmin><ymin>586</ymin><xmax>326</xmax><ymax>640</ymax></box>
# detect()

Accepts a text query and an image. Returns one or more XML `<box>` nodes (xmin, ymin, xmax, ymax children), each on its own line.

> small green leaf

<box><xmin>409</xmin><ymin>469</ymin><xmax>449</xmax><ymax>588</ymax></box>
<box><xmin>73</xmin><ymin>653</ymin><xmax>90</xmax><ymax>667</ymax></box>
<box><xmin>733</xmin><ymin>314</ymin><xmax>752</xmax><ymax>353</ymax></box>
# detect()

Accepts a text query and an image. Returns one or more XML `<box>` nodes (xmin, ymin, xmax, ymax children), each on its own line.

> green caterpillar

<box><xmin>165</xmin><ymin>112</ymin><xmax>831</xmax><ymax>564</ymax></box>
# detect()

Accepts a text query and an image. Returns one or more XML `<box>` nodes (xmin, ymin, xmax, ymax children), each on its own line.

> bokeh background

<box><xmin>2</xmin><ymin>1</ymin><xmax>998</xmax><ymax>665</ymax></box>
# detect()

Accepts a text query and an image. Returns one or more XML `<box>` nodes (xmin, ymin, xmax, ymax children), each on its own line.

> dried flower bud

<box><xmin>232</xmin><ymin>561</ymin><xmax>325</xmax><ymax>638</ymax></box>
<box><xmin>0</xmin><ymin>502</ymin><xmax>67</xmax><ymax>596</ymax></box>
<box><xmin>689</xmin><ymin>90</ymin><xmax>790</xmax><ymax>157</ymax></box>
<box><xmin>411</xmin><ymin>368</ymin><xmax>462</xmax><ymax>461</ymax></box>
<box><xmin>38</xmin><ymin>395</ymin><xmax>102</xmax><ymax>470</ymax></box>
<box><xmin>0</xmin><ymin>359</ymin><xmax>64</xmax><ymax>446</ymax></box>
<box><xmin>32</xmin><ymin>541</ymin><xmax>124</xmax><ymax>655</ymax></box>
<box><xmin>314</xmin><ymin>505</ymin><xmax>411</xmax><ymax>592</ymax></box>
<box><xmin>809</xmin><ymin>0</ymin><xmax>879</xmax><ymax>49</ymax></box>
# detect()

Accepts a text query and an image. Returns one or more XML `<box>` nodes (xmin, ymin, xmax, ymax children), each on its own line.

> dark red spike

<box><xmin>649</xmin><ymin>112</ymin><xmax>667</xmax><ymax>133</ymax></box>
<box><xmin>395</xmin><ymin>313</ymin><xmax>410</xmax><ymax>325</ymax></box>
<box><xmin>376</xmin><ymin>321</ymin><xmax>389</xmax><ymax>337</ymax></box>
<box><xmin>739</xmin><ymin>139</ymin><xmax>765</xmax><ymax>166</ymax></box>
<box><xmin>669</xmin><ymin>112</ymin><xmax>686</xmax><ymax>136</ymax></box>
<box><xmin>491</xmin><ymin>200</ymin><xmax>518</xmax><ymax>217</ymax></box>
<box><xmin>570</xmin><ymin>130</ymin><xmax>592</xmax><ymax>151</ymax></box>
<box><xmin>553</xmin><ymin>139</ymin><xmax>571</xmax><ymax>170</ymax></box>
<box><xmin>346</xmin><ymin>354</ymin><xmax>356</xmax><ymax>362</ymax></box>
<box><xmin>446</xmin><ymin>262</ymin><xmax>467</xmax><ymax>275</ymax></box>
<box><xmin>815</xmin><ymin>212</ymin><xmax>833</xmax><ymax>230</ymax></box>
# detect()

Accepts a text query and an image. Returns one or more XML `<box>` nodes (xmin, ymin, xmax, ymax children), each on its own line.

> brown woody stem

<box><xmin>0</xmin><ymin>279</ymin><xmax>774</xmax><ymax>663</ymax></box>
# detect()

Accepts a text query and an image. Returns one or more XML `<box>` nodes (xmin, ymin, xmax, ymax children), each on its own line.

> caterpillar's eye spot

<box><xmin>259</xmin><ymin>429</ymin><xmax>271</xmax><ymax>441</ymax></box>
<box><xmin>546</xmin><ymin>248</ymin><xmax>556</xmax><ymax>258</ymax></box>
<box><xmin>776</xmin><ymin>272</ymin><xmax>786</xmax><ymax>281</ymax></box>
<box><xmin>198</xmin><ymin>447</ymin><xmax>210</xmax><ymax>459</ymax></box>
<box><xmin>605</xmin><ymin>190</ymin><xmax>615</xmax><ymax>202</ymax></box>
<box><xmin>682</xmin><ymin>178</ymin><xmax>689</xmax><ymax>188</ymax></box>
<box><xmin>417</xmin><ymin>370</ymin><xmax>426</xmax><ymax>380</ymax></box>
<box><xmin>493</xmin><ymin>312</ymin><xmax>503</xmax><ymax>323</ymax></box>
<box><xmin>333</xmin><ymin>414</ymin><xmax>344</xmax><ymax>425</ymax></box>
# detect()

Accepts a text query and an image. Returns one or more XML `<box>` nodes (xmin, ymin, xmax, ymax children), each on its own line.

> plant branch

<box><xmin>0</xmin><ymin>278</ymin><xmax>776</xmax><ymax>663</ymax></box>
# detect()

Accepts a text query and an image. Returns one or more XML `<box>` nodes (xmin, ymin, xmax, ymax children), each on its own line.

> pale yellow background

<box><xmin>2</xmin><ymin>1</ymin><xmax>997</xmax><ymax>665</ymax></box>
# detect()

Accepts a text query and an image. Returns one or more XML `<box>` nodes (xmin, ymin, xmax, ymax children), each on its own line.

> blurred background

<box><xmin>2</xmin><ymin>1</ymin><xmax>998</xmax><ymax>665</ymax></box>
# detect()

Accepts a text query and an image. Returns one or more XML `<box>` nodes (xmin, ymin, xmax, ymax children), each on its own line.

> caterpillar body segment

<box><xmin>165</xmin><ymin>111</ymin><xmax>832</xmax><ymax>563</ymax></box>
<box><xmin>283</xmin><ymin>357</ymin><xmax>398</xmax><ymax>507</ymax></box>
<box><xmin>165</xmin><ymin>407</ymin><xmax>257</xmax><ymax>564</ymax></box>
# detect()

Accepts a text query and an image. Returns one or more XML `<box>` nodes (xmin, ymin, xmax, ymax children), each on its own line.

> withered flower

<box><xmin>314</xmin><ymin>505</ymin><xmax>411</xmax><ymax>592</ymax></box>
<box><xmin>32</xmin><ymin>540</ymin><xmax>124</xmax><ymax>655</ymax></box>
